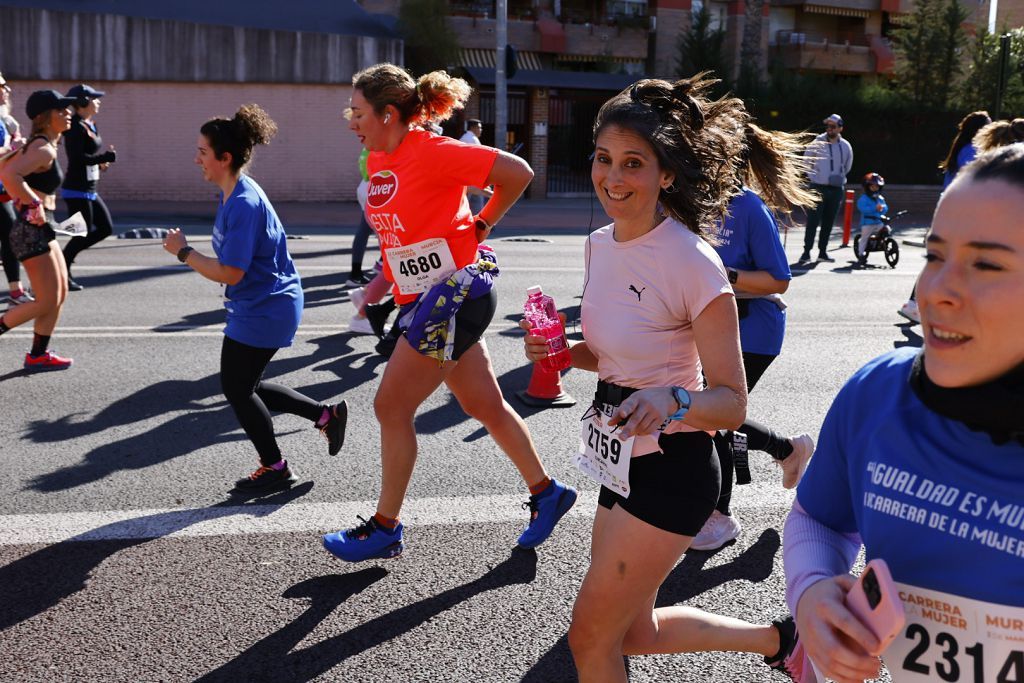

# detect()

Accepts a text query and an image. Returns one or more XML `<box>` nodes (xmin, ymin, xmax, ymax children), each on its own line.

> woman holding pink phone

<box><xmin>784</xmin><ymin>145</ymin><xmax>1024</xmax><ymax>683</ymax></box>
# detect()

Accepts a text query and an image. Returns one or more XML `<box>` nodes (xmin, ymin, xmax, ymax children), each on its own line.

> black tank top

<box><xmin>22</xmin><ymin>136</ymin><xmax>64</xmax><ymax>195</ymax></box>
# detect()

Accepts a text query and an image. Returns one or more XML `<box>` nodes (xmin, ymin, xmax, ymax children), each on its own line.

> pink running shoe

<box><xmin>24</xmin><ymin>350</ymin><xmax>73</xmax><ymax>372</ymax></box>
<box><xmin>766</xmin><ymin>616</ymin><xmax>814</xmax><ymax>682</ymax></box>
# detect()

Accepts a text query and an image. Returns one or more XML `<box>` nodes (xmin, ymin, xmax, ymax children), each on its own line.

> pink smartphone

<box><xmin>845</xmin><ymin>558</ymin><xmax>906</xmax><ymax>656</ymax></box>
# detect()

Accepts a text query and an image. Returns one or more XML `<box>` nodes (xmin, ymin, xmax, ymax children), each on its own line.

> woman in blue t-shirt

<box><xmin>785</xmin><ymin>144</ymin><xmax>1024</xmax><ymax>682</ymax></box>
<box><xmin>162</xmin><ymin>104</ymin><xmax>347</xmax><ymax>494</ymax></box>
<box><xmin>692</xmin><ymin>120</ymin><xmax>820</xmax><ymax>552</ymax></box>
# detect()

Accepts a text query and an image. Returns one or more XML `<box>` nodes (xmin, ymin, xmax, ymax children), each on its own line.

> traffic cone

<box><xmin>516</xmin><ymin>363</ymin><xmax>576</xmax><ymax>408</ymax></box>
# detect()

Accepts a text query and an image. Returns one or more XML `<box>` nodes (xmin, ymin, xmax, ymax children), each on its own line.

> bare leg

<box><xmin>3</xmin><ymin>243</ymin><xmax>67</xmax><ymax>334</ymax></box>
<box><xmin>373</xmin><ymin>335</ymin><xmax>456</xmax><ymax>519</ymax></box>
<box><xmin>444</xmin><ymin>339</ymin><xmax>547</xmax><ymax>487</ymax></box>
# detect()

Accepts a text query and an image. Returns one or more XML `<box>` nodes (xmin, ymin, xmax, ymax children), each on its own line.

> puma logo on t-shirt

<box><xmin>628</xmin><ymin>285</ymin><xmax>646</xmax><ymax>301</ymax></box>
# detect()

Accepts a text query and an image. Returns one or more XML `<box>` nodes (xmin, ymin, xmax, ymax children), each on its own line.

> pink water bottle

<box><xmin>524</xmin><ymin>285</ymin><xmax>571</xmax><ymax>372</ymax></box>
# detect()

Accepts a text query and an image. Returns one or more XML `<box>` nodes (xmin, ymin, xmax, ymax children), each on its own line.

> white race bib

<box><xmin>53</xmin><ymin>212</ymin><xmax>88</xmax><ymax>237</ymax></box>
<box><xmin>574</xmin><ymin>402</ymin><xmax>634</xmax><ymax>497</ymax></box>
<box><xmin>86</xmin><ymin>164</ymin><xmax>100</xmax><ymax>182</ymax></box>
<box><xmin>883</xmin><ymin>582</ymin><xmax>1024</xmax><ymax>683</ymax></box>
<box><xmin>384</xmin><ymin>238</ymin><xmax>457</xmax><ymax>296</ymax></box>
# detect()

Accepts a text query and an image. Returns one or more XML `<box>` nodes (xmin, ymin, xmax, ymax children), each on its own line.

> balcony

<box><xmin>772</xmin><ymin>30</ymin><xmax>877</xmax><ymax>74</ymax></box>
<box><xmin>448</xmin><ymin>15</ymin><xmax>648</xmax><ymax>59</ymax></box>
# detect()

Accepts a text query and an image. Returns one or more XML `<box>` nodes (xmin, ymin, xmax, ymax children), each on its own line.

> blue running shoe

<box><xmin>517</xmin><ymin>479</ymin><xmax>577</xmax><ymax>549</ymax></box>
<box><xmin>323</xmin><ymin>515</ymin><xmax>404</xmax><ymax>562</ymax></box>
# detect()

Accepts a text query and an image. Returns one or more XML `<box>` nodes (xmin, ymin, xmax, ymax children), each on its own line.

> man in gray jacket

<box><xmin>800</xmin><ymin>114</ymin><xmax>853</xmax><ymax>263</ymax></box>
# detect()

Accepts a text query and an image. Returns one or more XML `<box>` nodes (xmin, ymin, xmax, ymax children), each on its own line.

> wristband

<box><xmin>177</xmin><ymin>246</ymin><xmax>195</xmax><ymax>264</ymax></box>
<box><xmin>475</xmin><ymin>216</ymin><xmax>493</xmax><ymax>232</ymax></box>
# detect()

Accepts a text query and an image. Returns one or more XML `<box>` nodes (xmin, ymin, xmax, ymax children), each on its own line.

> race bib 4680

<box><xmin>384</xmin><ymin>238</ymin><xmax>457</xmax><ymax>296</ymax></box>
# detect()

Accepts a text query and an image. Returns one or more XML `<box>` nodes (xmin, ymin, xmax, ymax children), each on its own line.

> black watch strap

<box><xmin>177</xmin><ymin>246</ymin><xmax>195</xmax><ymax>263</ymax></box>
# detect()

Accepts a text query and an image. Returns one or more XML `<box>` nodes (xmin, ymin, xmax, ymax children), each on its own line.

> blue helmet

<box><xmin>862</xmin><ymin>172</ymin><xmax>884</xmax><ymax>192</ymax></box>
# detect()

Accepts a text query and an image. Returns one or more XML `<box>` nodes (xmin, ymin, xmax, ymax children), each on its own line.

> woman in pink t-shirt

<box><xmin>524</xmin><ymin>77</ymin><xmax>805</xmax><ymax>681</ymax></box>
<box><xmin>323</xmin><ymin>64</ymin><xmax>577</xmax><ymax>564</ymax></box>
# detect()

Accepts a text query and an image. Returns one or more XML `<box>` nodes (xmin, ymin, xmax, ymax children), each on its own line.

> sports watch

<box><xmin>668</xmin><ymin>386</ymin><xmax>691</xmax><ymax>421</ymax></box>
<box><xmin>727</xmin><ymin>268</ymin><xmax>739</xmax><ymax>285</ymax></box>
<box><xmin>177</xmin><ymin>246</ymin><xmax>195</xmax><ymax>263</ymax></box>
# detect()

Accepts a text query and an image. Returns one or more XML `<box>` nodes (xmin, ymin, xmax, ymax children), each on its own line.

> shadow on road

<box><xmin>893</xmin><ymin>322</ymin><xmax>924</xmax><ymax>349</ymax></box>
<box><xmin>24</xmin><ymin>334</ymin><xmax>381</xmax><ymax>493</ymax></box>
<box><xmin>195</xmin><ymin>547</ymin><xmax>538</xmax><ymax>682</ymax></box>
<box><xmin>520</xmin><ymin>528</ymin><xmax>781</xmax><ymax>683</ymax></box>
<box><xmin>0</xmin><ymin>484</ymin><xmax>313</xmax><ymax>632</ymax></box>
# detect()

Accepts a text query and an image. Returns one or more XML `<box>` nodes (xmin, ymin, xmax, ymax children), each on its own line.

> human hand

<box><xmin>162</xmin><ymin>228</ymin><xmax>188</xmax><ymax>256</ymax></box>
<box><xmin>21</xmin><ymin>202</ymin><xmax>45</xmax><ymax>226</ymax></box>
<box><xmin>519</xmin><ymin>312</ymin><xmax>566</xmax><ymax>363</ymax></box>
<box><xmin>795</xmin><ymin>576</ymin><xmax>883</xmax><ymax>683</ymax></box>
<box><xmin>608</xmin><ymin>387</ymin><xmax>678</xmax><ymax>439</ymax></box>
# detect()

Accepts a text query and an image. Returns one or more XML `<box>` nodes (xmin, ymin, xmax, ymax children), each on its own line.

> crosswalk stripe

<box><xmin>1</xmin><ymin>486</ymin><xmax>792</xmax><ymax>545</ymax></box>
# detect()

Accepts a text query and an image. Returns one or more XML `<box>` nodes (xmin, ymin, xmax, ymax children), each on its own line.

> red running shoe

<box><xmin>24</xmin><ymin>350</ymin><xmax>73</xmax><ymax>372</ymax></box>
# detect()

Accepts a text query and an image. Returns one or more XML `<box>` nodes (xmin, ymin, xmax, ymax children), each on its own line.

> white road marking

<box><xmin>0</xmin><ymin>484</ymin><xmax>792</xmax><ymax>546</ymax></box>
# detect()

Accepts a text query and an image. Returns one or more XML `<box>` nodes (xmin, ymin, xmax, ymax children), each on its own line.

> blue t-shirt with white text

<box><xmin>714</xmin><ymin>189</ymin><xmax>791</xmax><ymax>356</ymax></box>
<box><xmin>212</xmin><ymin>175</ymin><xmax>303</xmax><ymax>348</ymax></box>
<box><xmin>797</xmin><ymin>348</ymin><xmax>1024</xmax><ymax>606</ymax></box>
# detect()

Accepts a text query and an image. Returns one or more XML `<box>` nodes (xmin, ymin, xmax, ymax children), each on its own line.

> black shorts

<box><xmin>11</xmin><ymin>211</ymin><xmax>56</xmax><ymax>262</ymax></box>
<box><xmin>401</xmin><ymin>287</ymin><xmax>497</xmax><ymax>361</ymax></box>
<box><xmin>598</xmin><ymin>430</ymin><xmax>721</xmax><ymax>536</ymax></box>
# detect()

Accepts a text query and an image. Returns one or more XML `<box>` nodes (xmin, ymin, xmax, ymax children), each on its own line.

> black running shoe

<box><xmin>233</xmin><ymin>462</ymin><xmax>298</xmax><ymax>493</ymax></box>
<box><xmin>365</xmin><ymin>298</ymin><xmax>396</xmax><ymax>339</ymax></box>
<box><xmin>319</xmin><ymin>401</ymin><xmax>348</xmax><ymax>456</ymax></box>
<box><xmin>67</xmin><ymin>277</ymin><xmax>84</xmax><ymax>292</ymax></box>
<box><xmin>765</xmin><ymin>615</ymin><xmax>807</xmax><ymax>681</ymax></box>
<box><xmin>375</xmin><ymin>334</ymin><xmax>398</xmax><ymax>359</ymax></box>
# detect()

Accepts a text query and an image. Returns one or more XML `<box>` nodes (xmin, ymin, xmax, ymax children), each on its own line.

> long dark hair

<box><xmin>959</xmin><ymin>141</ymin><xmax>1024</xmax><ymax>186</ymax></box>
<box><xmin>592</xmin><ymin>75</ymin><xmax>745</xmax><ymax>239</ymax></box>
<box><xmin>200</xmin><ymin>104</ymin><xmax>277</xmax><ymax>173</ymax></box>
<box><xmin>939</xmin><ymin>111</ymin><xmax>991</xmax><ymax>175</ymax></box>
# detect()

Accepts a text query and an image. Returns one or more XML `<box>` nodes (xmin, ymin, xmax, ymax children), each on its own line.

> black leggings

<box><xmin>715</xmin><ymin>352</ymin><xmax>795</xmax><ymax>515</ymax></box>
<box><xmin>62</xmin><ymin>196</ymin><xmax>114</xmax><ymax>266</ymax></box>
<box><xmin>220</xmin><ymin>336</ymin><xmax>324</xmax><ymax>466</ymax></box>
<box><xmin>350</xmin><ymin>214</ymin><xmax>372</xmax><ymax>276</ymax></box>
<box><xmin>0</xmin><ymin>201</ymin><xmax>19</xmax><ymax>283</ymax></box>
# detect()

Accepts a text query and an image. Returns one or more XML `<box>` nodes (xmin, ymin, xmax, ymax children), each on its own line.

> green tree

<box><xmin>399</xmin><ymin>0</ymin><xmax>461</xmax><ymax>75</ymax></box>
<box><xmin>678</xmin><ymin>4</ymin><xmax>731</xmax><ymax>88</ymax></box>
<box><xmin>892</xmin><ymin>0</ymin><xmax>967</xmax><ymax>109</ymax></box>
<box><xmin>956</xmin><ymin>27</ymin><xmax>1024</xmax><ymax>115</ymax></box>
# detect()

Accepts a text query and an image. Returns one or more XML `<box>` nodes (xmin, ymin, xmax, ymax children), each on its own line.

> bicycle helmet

<box><xmin>862</xmin><ymin>172</ymin><xmax>885</xmax><ymax>192</ymax></box>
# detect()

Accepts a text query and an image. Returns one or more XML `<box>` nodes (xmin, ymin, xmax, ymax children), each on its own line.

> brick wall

<box><xmin>653</xmin><ymin>7</ymin><xmax>691</xmax><ymax>78</ymax></box>
<box><xmin>14</xmin><ymin>80</ymin><xmax>361</xmax><ymax>202</ymax></box>
<box><xmin>449</xmin><ymin>16</ymin><xmax>648</xmax><ymax>59</ymax></box>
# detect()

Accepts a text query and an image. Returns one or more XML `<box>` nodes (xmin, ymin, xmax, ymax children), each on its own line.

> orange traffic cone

<box><xmin>516</xmin><ymin>363</ymin><xmax>576</xmax><ymax>408</ymax></box>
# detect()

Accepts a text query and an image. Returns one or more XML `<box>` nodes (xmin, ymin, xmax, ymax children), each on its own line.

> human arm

<box><xmin>64</xmin><ymin>122</ymin><xmax>116</xmax><ymax>166</ymax></box>
<box><xmin>162</xmin><ymin>228</ymin><xmax>245</xmax><ymax>285</ymax></box>
<box><xmin>785</xmin><ymin>502</ymin><xmax>883</xmax><ymax>682</ymax></box>
<box><xmin>844</xmin><ymin>140</ymin><xmax>854</xmax><ymax>176</ymax></box>
<box><xmin>609</xmin><ymin>292</ymin><xmax>746</xmax><ymax>437</ymax></box>
<box><xmin>0</xmin><ymin>141</ymin><xmax>55</xmax><ymax>224</ymax></box>
<box><xmin>475</xmin><ymin>151</ymin><xmax>533</xmax><ymax>241</ymax></box>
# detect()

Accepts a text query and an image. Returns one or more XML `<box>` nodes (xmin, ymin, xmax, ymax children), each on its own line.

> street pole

<box><xmin>995</xmin><ymin>33</ymin><xmax>1011</xmax><ymax>120</ymax></box>
<box><xmin>495</xmin><ymin>0</ymin><xmax>508</xmax><ymax>151</ymax></box>
<box><xmin>988</xmin><ymin>0</ymin><xmax>998</xmax><ymax>34</ymax></box>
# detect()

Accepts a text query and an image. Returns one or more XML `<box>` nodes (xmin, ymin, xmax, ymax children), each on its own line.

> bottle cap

<box><xmin>527</xmin><ymin>285</ymin><xmax>543</xmax><ymax>296</ymax></box>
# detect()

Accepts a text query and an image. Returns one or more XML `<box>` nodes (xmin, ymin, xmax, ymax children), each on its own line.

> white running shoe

<box><xmin>348</xmin><ymin>314</ymin><xmax>375</xmax><ymax>335</ymax></box>
<box><xmin>898</xmin><ymin>299</ymin><xmax>921</xmax><ymax>324</ymax></box>
<box><xmin>779</xmin><ymin>434</ymin><xmax>814</xmax><ymax>490</ymax></box>
<box><xmin>6</xmin><ymin>291</ymin><xmax>34</xmax><ymax>308</ymax></box>
<box><xmin>690</xmin><ymin>510</ymin><xmax>742</xmax><ymax>551</ymax></box>
<box><xmin>350</xmin><ymin>286</ymin><xmax>366</xmax><ymax>313</ymax></box>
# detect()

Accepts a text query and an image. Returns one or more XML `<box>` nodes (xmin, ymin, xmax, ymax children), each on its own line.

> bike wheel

<box><xmin>884</xmin><ymin>238</ymin><xmax>900</xmax><ymax>268</ymax></box>
<box><xmin>853</xmin><ymin>235</ymin><xmax>867</xmax><ymax>265</ymax></box>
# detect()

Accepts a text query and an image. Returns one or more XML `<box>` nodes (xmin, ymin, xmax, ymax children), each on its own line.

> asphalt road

<box><xmin>0</xmin><ymin>225</ymin><xmax>925</xmax><ymax>682</ymax></box>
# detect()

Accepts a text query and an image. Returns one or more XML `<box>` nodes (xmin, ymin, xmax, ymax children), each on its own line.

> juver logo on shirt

<box><xmin>367</xmin><ymin>170</ymin><xmax>399</xmax><ymax>209</ymax></box>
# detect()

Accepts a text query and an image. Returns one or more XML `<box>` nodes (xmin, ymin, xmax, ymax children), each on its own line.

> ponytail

<box><xmin>200</xmin><ymin>103</ymin><xmax>277</xmax><ymax>172</ymax></box>
<box><xmin>353</xmin><ymin>63</ymin><xmax>471</xmax><ymax>127</ymax></box>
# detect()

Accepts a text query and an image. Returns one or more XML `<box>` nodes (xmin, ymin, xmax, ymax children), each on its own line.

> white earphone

<box><xmin>384</xmin><ymin>113</ymin><xmax>391</xmax><ymax>124</ymax></box>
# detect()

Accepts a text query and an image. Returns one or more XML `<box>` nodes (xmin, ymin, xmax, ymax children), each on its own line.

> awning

<box><xmin>804</xmin><ymin>3</ymin><xmax>870</xmax><ymax>17</ymax></box>
<box><xmin>465</xmin><ymin>67</ymin><xmax>635</xmax><ymax>91</ymax></box>
<box><xmin>460</xmin><ymin>48</ymin><xmax>544</xmax><ymax>70</ymax></box>
<box><xmin>556</xmin><ymin>54</ymin><xmax>646</xmax><ymax>65</ymax></box>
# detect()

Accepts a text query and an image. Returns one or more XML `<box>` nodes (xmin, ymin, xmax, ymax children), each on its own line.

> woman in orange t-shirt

<box><xmin>323</xmin><ymin>64</ymin><xmax>577</xmax><ymax>563</ymax></box>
